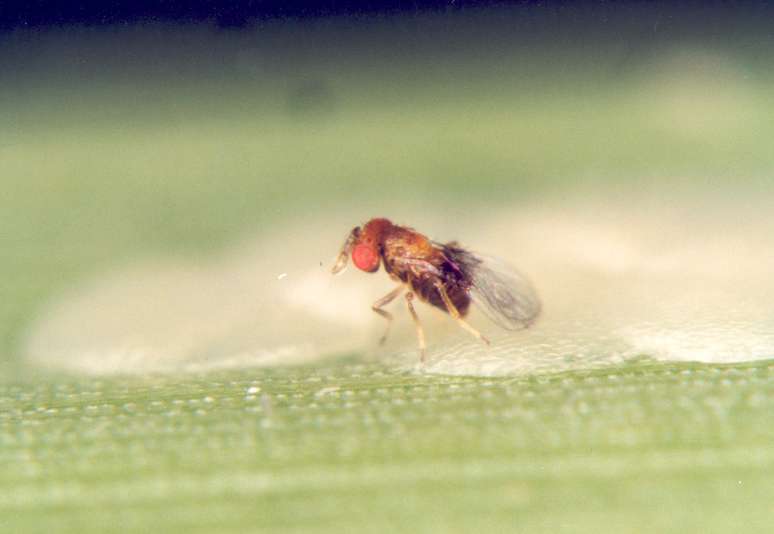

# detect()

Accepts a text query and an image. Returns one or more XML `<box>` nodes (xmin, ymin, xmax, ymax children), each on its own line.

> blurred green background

<box><xmin>2</xmin><ymin>4</ymin><xmax>774</xmax><ymax>532</ymax></box>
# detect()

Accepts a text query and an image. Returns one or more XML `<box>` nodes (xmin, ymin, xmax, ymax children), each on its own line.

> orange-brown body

<box><xmin>357</xmin><ymin>218</ymin><xmax>472</xmax><ymax>316</ymax></box>
<box><xmin>333</xmin><ymin>217</ymin><xmax>541</xmax><ymax>361</ymax></box>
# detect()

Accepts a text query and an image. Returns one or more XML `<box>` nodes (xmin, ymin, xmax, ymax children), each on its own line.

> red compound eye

<box><xmin>352</xmin><ymin>244</ymin><xmax>379</xmax><ymax>272</ymax></box>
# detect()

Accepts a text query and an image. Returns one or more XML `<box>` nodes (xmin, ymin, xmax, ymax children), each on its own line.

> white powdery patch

<box><xmin>22</xmin><ymin>187</ymin><xmax>774</xmax><ymax>376</ymax></box>
<box><xmin>22</xmin><ymin>216</ymin><xmax>390</xmax><ymax>375</ymax></box>
<box><xmin>418</xmin><ymin>188</ymin><xmax>774</xmax><ymax>376</ymax></box>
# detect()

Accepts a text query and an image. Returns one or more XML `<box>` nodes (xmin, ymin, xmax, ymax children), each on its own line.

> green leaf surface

<box><xmin>3</xmin><ymin>359</ymin><xmax>773</xmax><ymax>532</ymax></box>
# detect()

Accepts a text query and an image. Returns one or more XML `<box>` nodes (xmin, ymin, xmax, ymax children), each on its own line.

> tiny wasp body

<box><xmin>332</xmin><ymin>218</ymin><xmax>541</xmax><ymax>361</ymax></box>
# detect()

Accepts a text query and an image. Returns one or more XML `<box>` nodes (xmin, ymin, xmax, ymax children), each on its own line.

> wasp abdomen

<box><xmin>411</xmin><ymin>277</ymin><xmax>471</xmax><ymax>317</ymax></box>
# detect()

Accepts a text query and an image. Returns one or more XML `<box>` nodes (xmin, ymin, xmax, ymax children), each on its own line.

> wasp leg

<box><xmin>372</xmin><ymin>286</ymin><xmax>404</xmax><ymax>345</ymax></box>
<box><xmin>405</xmin><ymin>292</ymin><xmax>426</xmax><ymax>362</ymax></box>
<box><xmin>434</xmin><ymin>281</ymin><xmax>490</xmax><ymax>345</ymax></box>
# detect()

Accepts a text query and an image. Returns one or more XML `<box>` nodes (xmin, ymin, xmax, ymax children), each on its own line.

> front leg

<box><xmin>372</xmin><ymin>286</ymin><xmax>404</xmax><ymax>345</ymax></box>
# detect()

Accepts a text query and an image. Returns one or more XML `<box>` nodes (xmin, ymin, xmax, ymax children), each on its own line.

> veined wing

<box><xmin>441</xmin><ymin>244</ymin><xmax>541</xmax><ymax>330</ymax></box>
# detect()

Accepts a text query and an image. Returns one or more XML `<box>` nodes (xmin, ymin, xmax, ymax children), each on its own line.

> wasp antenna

<box><xmin>331</xmin><ymin>227</ymin><xmax>360</xmax><ymax>275</ymax></box>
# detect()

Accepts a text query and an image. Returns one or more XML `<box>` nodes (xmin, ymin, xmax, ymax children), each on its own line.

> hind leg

<box><xmin>434</xmin><ymin>281</ymin><xmax>490</xmax><ymax>345</ymax></box>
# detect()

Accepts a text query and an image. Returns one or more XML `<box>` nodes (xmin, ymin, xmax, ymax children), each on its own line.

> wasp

<box><xmin>332</xmin><ymin>218</ymin><xmax>541</xmax><ymax>361</ymax></box>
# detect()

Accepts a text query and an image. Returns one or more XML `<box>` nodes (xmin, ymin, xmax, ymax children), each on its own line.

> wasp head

<box><xmin>351</xmin><ymin>242</ymin><xmax>380</xmax><ymax>272</ymax></box>
<box><xmin>332</xmin><ymin>220</ymin><xmax>390</xmax><ymax>274</ymax></box>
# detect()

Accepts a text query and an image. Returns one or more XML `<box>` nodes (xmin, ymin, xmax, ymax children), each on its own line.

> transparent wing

<box><xmin>441</xmin><ymin>244</ymin><xmax>541</xmax><ymax>330</ymax></box>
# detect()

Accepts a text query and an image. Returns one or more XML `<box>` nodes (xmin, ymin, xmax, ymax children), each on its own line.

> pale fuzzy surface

<box><xmin>23</xmin><ymin>186</ymin><xmax>774</xmax><ymax>376</ymax></box>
